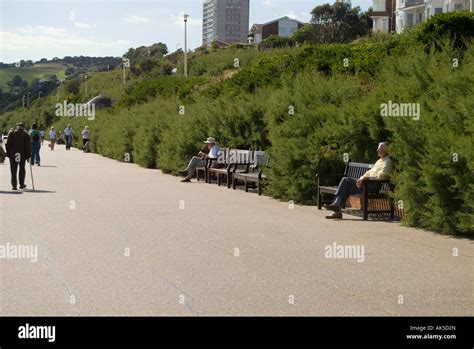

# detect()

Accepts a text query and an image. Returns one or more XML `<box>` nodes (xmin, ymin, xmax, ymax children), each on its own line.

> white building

<box><xmin>395</xmin><ymin>0</ymin><xmax>474</xmax><ymax>33</ymax></box>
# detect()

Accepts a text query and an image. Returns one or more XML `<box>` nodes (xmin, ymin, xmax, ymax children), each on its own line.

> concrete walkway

<box><xmin>1</xmin><ymin>145</ymin><xmax>472</xmax><ymax>316</ymax></box>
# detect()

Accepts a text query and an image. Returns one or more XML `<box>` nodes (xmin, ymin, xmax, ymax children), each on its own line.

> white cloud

<box><xmin>74</xmin><ymin>22</ymin><xmax>96</xmax><ymax>29</ymax></box>
<box><xmin>171</xmin><ymin>13</ymin><xmax>202</xmax><ymax>28</ymax></box>
<box><xmin>263</xmin><ymin>0</ymin><xmax>273</xmax><ymax>6</ymax></box>
<box><xmin>124</xmin><ymin>15</ymin><xmax>151</xmax><ymax>24</ymax></box>
<box><xmin>286</xmin><ymin>11</ymin><xmax>299</xmax><ymax>20</ymax></box>
<box><xmin>0</xmin><ymin>25</ymin><xmax>133</xmax><ymax>61</ymax></box>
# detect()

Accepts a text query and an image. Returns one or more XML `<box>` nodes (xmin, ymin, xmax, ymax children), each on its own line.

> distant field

<box><xmin>0</xmin><ymin>63</ymin><xmax>66</xmax><ymax>87</ymax></box>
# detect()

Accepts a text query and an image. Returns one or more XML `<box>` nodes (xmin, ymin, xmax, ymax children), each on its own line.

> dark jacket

<box><xmin>6</xmin><ymin>129</ymin><xmax>31</xmax><ymax>160</ymax></box>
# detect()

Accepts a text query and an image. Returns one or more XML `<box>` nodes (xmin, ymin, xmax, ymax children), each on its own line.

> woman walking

<box><xmin>49</xmin><ymin>127</ymin><xmax>56</xmax><ymax>151</ymax></box>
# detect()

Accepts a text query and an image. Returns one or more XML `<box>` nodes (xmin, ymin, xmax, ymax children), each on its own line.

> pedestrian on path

<box><xmin>29</xmin><ymin>123</ymin><xmax>42</xmax><ymax>166</ymax></box>
<box><xmin>0</xmin><ymin>131</ymin><xmax>5</xmax><ymax>163</ymax></box>
<box><xmin>49</xmin><ymin>127</ymin><xmax>56</xmax><ymax>150</ymax></box>
<box><xmin>81</xmin><ymin>126</ymin><xmax>90</xmax><ymax>152</ymax></box>
<box><xmin>40</xmin><ymin>129</ymin><xmax>45</xmax><ymax>145</ymax></box>
<box><xmin>6</xmin><ymin>122</ymin><xmax>31</xmax><ymax>190</ymax></box>
<box><xmin>64</xmin><ymin>124</ymin><xmax>73</xmax><ymax>150</ymax></box>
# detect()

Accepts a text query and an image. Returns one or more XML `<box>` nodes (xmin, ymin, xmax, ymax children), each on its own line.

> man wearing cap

<box><xmin>180</xmin><ymin>137</ymin><xmax>220</xmax><ymax>183</ymax></box>
<box><xmin>6</xmin><ymin>122</ymin><xmax>31</xmax><ymax>190</ymax></box>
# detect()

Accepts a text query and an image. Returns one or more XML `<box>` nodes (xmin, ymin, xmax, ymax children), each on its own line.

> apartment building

<box><xmin>371</xmin><ymin>0</ymin><xmax>396</xmax><ymax>32</ymax></box>
<box><xmin>202</xmin><ymin>0</ymin><xmax>250</xmax><ymax>47</ymax></box>
<box><xmin>394</xmin><ymin>0</ymin><xmax>473</xmax><ymax>33</ymax></box>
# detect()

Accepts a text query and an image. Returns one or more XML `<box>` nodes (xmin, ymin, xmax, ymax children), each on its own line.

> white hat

<box><xmin>204</xmin><ymin>137</ymin><xmax>216</xmax><ymax>144</ymax></box>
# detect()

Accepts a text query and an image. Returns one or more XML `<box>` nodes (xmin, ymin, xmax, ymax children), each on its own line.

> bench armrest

<box><xmin>315</xmin><ymin>173</ymin><xmax>345</xmax><ymax>179</ymax></box>
<box><xmin>362</xmin><ymin>179</ymin><xmax>395</xmax><ymax>192</ymax></box>
<box><xmin>363</xmin><ymin>179</ymin><xmax>391</xmax><ymax>184</ymax></box>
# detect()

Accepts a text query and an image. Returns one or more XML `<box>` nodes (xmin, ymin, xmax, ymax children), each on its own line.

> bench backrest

<box><xmin>250</xmin><ymin>151</ymin><xmax>270</xmax><ymax>171</ymax></box>
<box><xmin>344</xmin><ymin>162</ymin><xmax>372</xmax><ymax>180</ymax></box>
<box><xmin>214</xmin><ymin>148</ymin><xmax>253</xmax><ymax>169</ymax></box>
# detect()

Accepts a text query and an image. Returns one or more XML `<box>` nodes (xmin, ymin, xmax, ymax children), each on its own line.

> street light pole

<box><xmin>183</xmin><ymin>14</ymin><xmax>189</xmax><ymax>78</ymax></box>
<box><xmin>122</xmin><ymin>58</ymin><xmax>130</xmax><ymax>84</ymax></box>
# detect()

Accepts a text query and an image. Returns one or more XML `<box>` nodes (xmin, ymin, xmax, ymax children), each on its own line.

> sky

<box><xmin>0</xmin><ymin>0</ymin><xmax>372</xmax><ymax>63</ymax></box>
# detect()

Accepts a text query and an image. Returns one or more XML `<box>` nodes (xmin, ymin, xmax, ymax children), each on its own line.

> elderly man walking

<box><xmin>6</xmin><ymin>122</ymin><xmax>31</xmax><ymax>190</ymax></box>
<box><xmin>325</xmin><ymin>142</ymin><xmax>394</xmax><ymax>219</ymax></box>
<box><xmin>179</xmin><ymin>137</ymin><xmax>220</xmax><ymax>183</ymax></box>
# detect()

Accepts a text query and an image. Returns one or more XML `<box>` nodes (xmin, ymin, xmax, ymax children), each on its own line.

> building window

<box><xmin>434</xmin><ymin>7</ymin><xmax>442</xmax><ymax>14</ymax></box>
<box><xmin>373</xmin><ymin>0</ymin><xmax>386</xmax><ymax>12</ymax></box>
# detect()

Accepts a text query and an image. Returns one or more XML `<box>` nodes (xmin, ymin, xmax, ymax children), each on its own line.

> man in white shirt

<box><xmin>325</xmin><ymin>142</ymin><xmax>394</xmax><ymax>219</ymax></box>
<box><xmin>180</xmin><ymin>137</ymin><xmax>220</xmax><ymax>183</ymax></box>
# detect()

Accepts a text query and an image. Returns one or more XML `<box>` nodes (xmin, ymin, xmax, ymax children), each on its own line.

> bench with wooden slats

<box><xmin>196</xmin><ymin>148</ymin><xmax>229</xmax><ymax>183</ymax></box>
<box><xmin>232</xmin><ymin>151</ymin><xmax>269</xmax><ymax>196</ymax></box>
<box><xmin>316</xmin><ymin>161</ymin><xmax>395</xmax><ymax>220</ymax></box>
<box><xmin>208</xmin><ymin>149</ymin><xmax>252</xmax><ymax>188</ymax></box>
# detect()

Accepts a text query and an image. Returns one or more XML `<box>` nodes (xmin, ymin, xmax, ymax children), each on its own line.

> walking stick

<box><xmin>29</xmin><ymin>159</ymin><xmax>35</xmax><ymax>190</ymax></box>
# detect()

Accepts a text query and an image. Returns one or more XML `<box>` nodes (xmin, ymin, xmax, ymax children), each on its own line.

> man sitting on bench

<box><xmin>325</xmin><ymin>142</ymin><xmax>393</xmax><ymax>219</ymax></box>
<box><xmin>180</xmin><ymin>137</ymin><xmax>220</xmax><ymax>183</ymax></box>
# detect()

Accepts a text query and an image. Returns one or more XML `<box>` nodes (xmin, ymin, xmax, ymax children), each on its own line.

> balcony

<box><xmin>403</xmin><ymin>0</ymin><xmax>425</xmax><ymax>7</ymax></box>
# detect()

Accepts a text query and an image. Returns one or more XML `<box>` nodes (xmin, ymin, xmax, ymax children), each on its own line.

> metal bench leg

<box><xmin>245</xmin><ymin>178</ymin><xmax>249</xmax><ymax>192</ymax></box>
<box><xmin>390</xmin><ymin>198</ymin><xmax>395</xmax><ymax>220</ymax></box>
<box><xmin>363</xmin><ymin>189</ymin><xmax>369</xmax><ymax>221</ymax></box>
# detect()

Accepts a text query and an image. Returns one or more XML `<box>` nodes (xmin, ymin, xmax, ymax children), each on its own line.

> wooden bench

<box><xmin>316</xmin><ymin>161</ymin><xmax>395</xmax><ymax>220</ymax></box>
<box><xmin>208</xmin><ymin>149</ymin><xmax>252</xmax><ymax>188</ymax></box>
<box><xmin>232</xmin><ymin>151</ymin><xmax>269</xmax><ymax>196</ymax></box>
<box><xmin>195</xmin><ymin>147</ymin><xmax>227</xmax><ymax>183</ymax></box>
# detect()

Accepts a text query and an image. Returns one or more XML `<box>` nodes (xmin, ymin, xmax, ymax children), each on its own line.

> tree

<box><xmin>294</xmin><ymin>2</ymin><xmax>371</xmax><ymax>44</ymax></box>
<box><xmin>11</xmin><ymin>75</ymin><xmax>23</xmax><ymax>87</ymax></box>
<box><xmin>66</xmin><ymin>79</ymin><xmax>80</xmax><ymax>94</ymax></box>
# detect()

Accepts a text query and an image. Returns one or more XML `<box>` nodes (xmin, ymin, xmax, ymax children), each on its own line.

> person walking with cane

<box><xmin>6</xmin><ymin>122</ymin><xmax>31</xmax><ymax>190</ymax></box>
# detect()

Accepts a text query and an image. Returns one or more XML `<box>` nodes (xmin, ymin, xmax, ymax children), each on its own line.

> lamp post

<box><xmin>183</xmin><ymin>14</ymin><xmax>189</xmax><ymax>78</ymax></box>
<box><xmin>122</xmin><ymin>58</ymin><xmax>130</xmax><ymax>84</ymax></box>
<box><xmin>84</xmin><ymin>74</ymin><xmax>88</xmax><ymax>95</ymax></box>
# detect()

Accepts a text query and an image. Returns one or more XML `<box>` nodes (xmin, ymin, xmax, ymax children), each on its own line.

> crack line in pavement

<box><xmin>148</xmin><ymin>267</ymin><xmax>200</xmax><ymax>316</ymax></box>
<box><xmin>381</xmin><ymin>236</ymin><xmax>474</xmax><ymax>258</ymax></box>
<box><xmin>30</xmin><ymin>234</ymin><xmax>83</xmax><ymax>316</ymax></box>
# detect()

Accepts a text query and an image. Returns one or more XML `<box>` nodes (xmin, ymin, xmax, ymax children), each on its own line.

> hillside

<box><xmin>0</xmin><ymin>12</ymin><xmax>473</xmax><ymax>235</ymax></box>
<box><xmin>0</xmin><ymin>63</ymin><xmax>66</xmax><ymax>87</ymax></box>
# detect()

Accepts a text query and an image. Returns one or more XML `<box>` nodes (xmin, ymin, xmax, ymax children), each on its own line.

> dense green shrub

<box><xmin>415</xmin><ymin>11</ymin><xmax>474</xmax><ymax>50</ymax></box>
<box><xmin>259</xmin><ymin>35</ymin><xmax>294</xmax><ymax>50</ymax></box>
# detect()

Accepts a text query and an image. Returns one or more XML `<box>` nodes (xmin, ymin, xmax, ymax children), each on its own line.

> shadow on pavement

<box><xmin>0</xmin><ymin>191</ymin><xmax>23</xmax><ymax>195</ymax></box>
<box><xmin>22</xmin><ymin>189</ymin><xmax>56</xmax><ymax>194</ymax></box>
